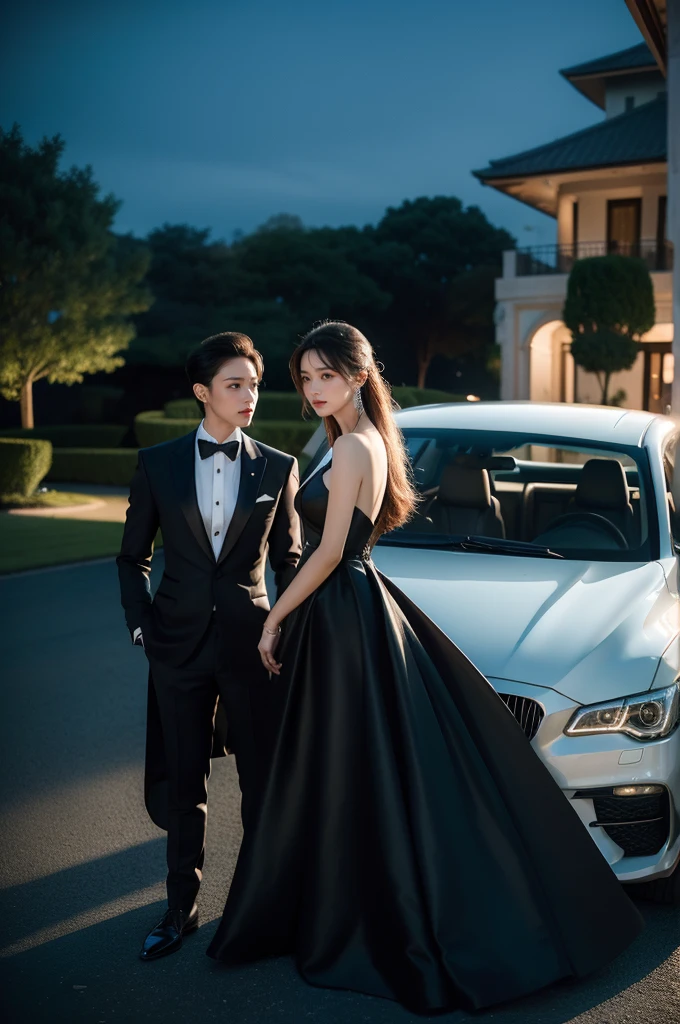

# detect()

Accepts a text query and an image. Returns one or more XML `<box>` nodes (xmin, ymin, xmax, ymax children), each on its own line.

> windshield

<box><xmin>378</xmin><ymin>428</ymin><xmax>658</xmax><ymax>562</ymax></box>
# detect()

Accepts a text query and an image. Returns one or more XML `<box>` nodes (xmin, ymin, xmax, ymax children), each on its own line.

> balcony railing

<box><xmin>513</xmin><ymin>239</ymin><xmax>674</xmax><ymax>276</ymax></box>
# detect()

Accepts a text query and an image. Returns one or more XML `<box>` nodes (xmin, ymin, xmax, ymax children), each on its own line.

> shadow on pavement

<box><xmin>0</xmin><ymin>900</ymin><xmax>677</xmax><ymax>1024</ymax></box>
<box><xmin>0</xmin><ymin>838</ymin><xmax>167</xmax><ymax>953</ymax></box>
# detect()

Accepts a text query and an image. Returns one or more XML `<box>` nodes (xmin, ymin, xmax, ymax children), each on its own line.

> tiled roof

<box><xmin>560</xmin><ymin>42</ymin><xmax>656</xmax><ymax>79</ymax></box>
<box><xmin>472</xmin><ymin>95</ymin><xmax>666</xmax><ymax>182</ymax></box>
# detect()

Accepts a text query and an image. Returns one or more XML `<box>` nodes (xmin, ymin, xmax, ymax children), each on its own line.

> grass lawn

<box><xmin>0</xmin><ymin>490</ymin><xmax>100</xmax><ymax>509</ymax></box>
<box><xmin>0</xmin><ymin>514</ymin><xmax>126</xmax><ymax>573</ymax></box>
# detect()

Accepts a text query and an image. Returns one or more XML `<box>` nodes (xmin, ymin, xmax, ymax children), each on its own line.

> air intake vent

<box><xmin>497</xmin><ymin>693</ymin><xmax>544</xmax><ymax>740</ymax></box>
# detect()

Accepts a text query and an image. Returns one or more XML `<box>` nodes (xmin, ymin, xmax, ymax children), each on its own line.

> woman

<box><xmin>207</xmin><ymin>321</ymin><xmax>643</xmax><ymax>1014</ymax></box>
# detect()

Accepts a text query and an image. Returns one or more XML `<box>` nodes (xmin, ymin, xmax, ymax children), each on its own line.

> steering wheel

<box><xmin>534</xmin><ymin>512</ymin><xmax>629</xmax><ymax>550</ymax></box>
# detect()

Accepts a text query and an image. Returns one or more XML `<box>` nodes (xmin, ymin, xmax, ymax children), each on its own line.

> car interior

<box><xmin>393</xmin><ymin>434</ymin><xmax>652</xmax><ymax>559</ymax></box>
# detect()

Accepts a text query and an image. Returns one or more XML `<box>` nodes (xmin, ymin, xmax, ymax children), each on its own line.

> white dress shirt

<box><xmin>132</xmin><ymin>421</ymin><xmax>242</xmax><ymax>646</ymax></box>
<box><xmin>195</xmin><ymin>421</ymin><xmax>242</xmax><ymax>559</ymax></box>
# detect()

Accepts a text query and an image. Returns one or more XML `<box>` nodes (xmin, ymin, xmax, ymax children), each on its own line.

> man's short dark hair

<box><xmin>186</xmin><ymin>333</ymin><xmax>264</xmax><ymax>404</ymax></box>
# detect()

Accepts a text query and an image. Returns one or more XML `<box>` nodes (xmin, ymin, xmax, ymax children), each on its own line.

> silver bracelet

<box><xmin>263</xmin><ymin>624</ymin><xmax>281</xmax><ymax>635</ymax></box>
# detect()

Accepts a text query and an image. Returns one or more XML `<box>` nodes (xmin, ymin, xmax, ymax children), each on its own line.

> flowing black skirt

<box><xmin>207</xmin><ymin>553</ymin><xmax>643</xmax><ymax>1013</ymax></box>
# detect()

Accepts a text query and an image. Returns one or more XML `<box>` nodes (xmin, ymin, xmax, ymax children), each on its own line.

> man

<box><xmin>117</xmin><ymin>332</ymin><xmax>301</xmax><ymax>961</ymax></box>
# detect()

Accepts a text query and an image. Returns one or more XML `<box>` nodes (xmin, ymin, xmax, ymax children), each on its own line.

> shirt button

<box><xmin>215</xmin><ymin>500</ymin><xmax>219</xmax><ymax>505</ymax></box>
<box><xmin>216</xmin><ymin>468</ymin><xmax>221</xmax><ymax>473</ymax></box>
<box><xmin>214</xmin><ymin>530</ymin><xmax>220</xmax><ymax>536</ymax></box>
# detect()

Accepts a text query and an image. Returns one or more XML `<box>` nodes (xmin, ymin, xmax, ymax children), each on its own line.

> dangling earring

<box><xmin>354</xmin><ymin>386</ymin><xmax>364</xmax><ymax>416</ymax></box>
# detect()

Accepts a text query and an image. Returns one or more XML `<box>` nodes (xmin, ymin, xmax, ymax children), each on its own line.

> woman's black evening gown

<box><xmin>207</xmin><ymin>462</ymin><xmax>643</xmax><ymax>1013</ymax></box>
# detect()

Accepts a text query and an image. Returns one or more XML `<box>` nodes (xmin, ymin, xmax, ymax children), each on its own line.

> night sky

<box><xmin>1</xmin><ymin>0</ymin><xmax>642</xmax><ymax>247</ymax></box>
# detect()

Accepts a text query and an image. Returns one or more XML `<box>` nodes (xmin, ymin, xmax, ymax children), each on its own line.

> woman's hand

<box><xmin>258</xmin><ymin>624</ymin><xmax>282</xmax><ymax>675</ymax></box>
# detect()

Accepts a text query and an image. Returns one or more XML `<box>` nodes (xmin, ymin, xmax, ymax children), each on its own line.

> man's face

<box><xmin>193</xmin><ymin>356</ymin><xmax>260</xmax><ymax>428</ymax></box>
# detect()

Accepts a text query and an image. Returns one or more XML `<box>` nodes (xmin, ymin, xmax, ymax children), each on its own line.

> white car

<box><xmin>371</xmin><ymin>401</ymin><xmax>680</xmax><ymax>904</ymax></box>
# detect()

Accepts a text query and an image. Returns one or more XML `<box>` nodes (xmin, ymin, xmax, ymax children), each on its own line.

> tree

<box><xmin>131</xmin><ymin>222</ymin><xmax>302</xmax><ymax>386</ymax></box>
<box><xmin>132</xmin><ymin>218</ymin><xmax>393</xmax><ymax>388</ymax></box>
<box><xmin>131</xmin><ymin>202</ymin><xmax>515</xmax><ymax>394</ymax></box>
<box><xmin>563</xmin><ymin>255</ymin><xmax>655</xmax><ymax>404</ymax></box>
<box><xmin>233</xmin><ymin>219</ymin><xmax>391</xmax><ymax>329</ymax></box>
<box><xmin>370</xmin><ymin>197</ymin><xmax>514</xmax><ymax>387</ymax></box>
<box><xmin>0</xmin><ymin>125</ymin><xmax>152</xmax><ymax>427</ymax></box>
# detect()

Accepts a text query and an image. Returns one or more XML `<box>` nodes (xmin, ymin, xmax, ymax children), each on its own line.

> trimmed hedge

<box><xmin>165</xmin><ymin>392</ymin><xmax>304</xmax><ymax>422</ymax></box>
<box><xmin>135</xmin><ymin>411</ymin><xmax>199</xmax><ymax>447</ymax></box>
<box><xmin>391</xmin><ymin>387</ymin><xmax>464</xmax><ymax>408</ymax></box>
<box><xmin>0</xmin><ymin>438</ymin><xmax>53</xmax><ymax>497</ymax></box>
<box><xmin>134</xmin><ymin>388</ymin><xmax>462</xmax><ymax>458</ymax></box>
<box><xmin>135</xmin><ymin>412</ymin><xmax>316</xmax><ymax>456</ymax></box>
<box><xmin>249</xmin><ymin>420</ymin><xmax>317</xmax><ymax>454</ymax></box>
<box><xmin>46</xmin><ymin>449</ymin><xmax>139</xmax><ymax>487</ymax></box>
<box><xmin>163</xmin><ymin>399</ymin><xmax>201</xmax><ymax>420</ymax></box>
<box><xmin>0</xmin><ymin>424</ymin><xmax>128</xmax><ymax>448</ymax></box>
<box><xmin>164</xmin><ymin>388</ymin><xmax>462</xmax><ymax>421</ymax></box>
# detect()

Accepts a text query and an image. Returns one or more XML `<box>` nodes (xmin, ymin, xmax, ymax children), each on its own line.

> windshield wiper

<box><xmin>450</xmin><ymin>536</ymin><xmax>564</xmax><ymax>559</ymax></box>
<box><xmin>379</xmin><ymin>533</ymin><xmax>564</xmax><ymax>559</ymax></box>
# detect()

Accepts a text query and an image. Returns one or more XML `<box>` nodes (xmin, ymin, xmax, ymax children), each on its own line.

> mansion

<box><xmin>474</xmin><ymin>43</ymin><xmax>673</xmax><ymax>413</ymax></box>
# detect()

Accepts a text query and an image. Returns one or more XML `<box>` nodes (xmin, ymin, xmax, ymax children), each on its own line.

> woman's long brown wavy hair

<box><xmin>290</xmin><ymin>321</ymin><xmax>417</xmax><ymax>543</ymax></box>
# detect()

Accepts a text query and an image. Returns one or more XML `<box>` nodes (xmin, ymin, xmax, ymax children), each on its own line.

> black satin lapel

<box><xmin>172</xmin><ymin>430</ymin><xmax>214</xmax><ymax>562</ymax></box>
<box><xmin>217</xmin><ymin>436</ymin><xmax>266</xmax><ymax>566</ymax></box>
<box><xmin>301</xmin><ymin>438</ymin><xmax>330</xmax><ymax>483</ymax></box>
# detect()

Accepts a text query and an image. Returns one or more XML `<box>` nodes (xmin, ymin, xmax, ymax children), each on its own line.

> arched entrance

<box><xmin>529</xmin><ymin>320</ymin><xmax>573</xmax><ymax>403</ymax></box>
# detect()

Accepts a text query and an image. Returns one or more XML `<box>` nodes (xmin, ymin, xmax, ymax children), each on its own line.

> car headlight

<box><xmin>565</xmin><ymin>683</ymin><xmax>680</xmax><ymax>741</ymax></box>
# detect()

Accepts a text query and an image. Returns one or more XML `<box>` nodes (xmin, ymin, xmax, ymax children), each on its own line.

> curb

<box><xmin>0</xmin><ymin>555</ymin><xmax>120</xmax><ymax>580</ymax></box>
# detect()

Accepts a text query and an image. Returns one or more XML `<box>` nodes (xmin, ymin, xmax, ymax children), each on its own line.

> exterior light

<box><xmin>612</xmin><ymin>785</ymin><xmax>664</xmax><ymax>797</ymax></box>
<box><xmin>565</xmin><ymin>683</ymin><xmax>679</xmax><ymax>740</ymax></box>
<box><xmin>466</xmin><ymin>394</ymin><xmax>481</xmax><ymax>402</ymax></box>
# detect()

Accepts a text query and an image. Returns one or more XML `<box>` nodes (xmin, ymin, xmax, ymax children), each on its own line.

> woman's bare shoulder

<box><xmin>334</xmin><ymin>430</ymin><xmax>385</xmax><ymax>465</ymax></box>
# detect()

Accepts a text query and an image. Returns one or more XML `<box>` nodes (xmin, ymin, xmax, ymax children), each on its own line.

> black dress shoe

<box><xmin>139</xmin><ymin>905</ymin><xmax>199</xmax><ymax>961</ymax></box>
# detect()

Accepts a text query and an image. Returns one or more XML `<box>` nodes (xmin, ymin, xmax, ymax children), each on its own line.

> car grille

<box><xmin>574</xmin><ymin>789</ymin><xmax>670</xmax><ymax>857</ymax></box>
<box><xmin>497</xmin><ymin>693</ymin><xmax>544</xmax><ymax>740</ymax></box>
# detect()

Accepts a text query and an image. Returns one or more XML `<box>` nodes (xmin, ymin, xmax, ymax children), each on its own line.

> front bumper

<box><xmin>489</xmin><ymin>678</ymin><xmax>680</xmax><ymax>882</ymax></box>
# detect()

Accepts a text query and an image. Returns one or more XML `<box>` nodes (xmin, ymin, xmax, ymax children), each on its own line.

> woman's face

<box><xmin>299</xmin><ymin>349</ymin><xmax>355</xmax><ymax>419</ymax></box>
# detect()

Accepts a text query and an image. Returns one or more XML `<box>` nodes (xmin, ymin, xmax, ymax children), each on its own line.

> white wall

<box><xmin>556</xmin><ymin>175</ymin><xmax>667</xmax><ymax>246</ymax></box>
<box><xmin>670</xmin><ymin>0</ymin><xmax>680</xmax><ymax>415</ymax></box>
<box><xmin>575</xmin><ymin>354</ymin><xmax>645</xmax><ymax>408</ymax></box>
<box><xmin>555</xmin><ymin>325</ymin><xmax>673</xmax><ymax>410</ymax></box>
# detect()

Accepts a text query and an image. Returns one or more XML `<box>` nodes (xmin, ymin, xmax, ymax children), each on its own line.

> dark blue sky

<box><xmin>2</xmin><ymin>0</ymin><xmax>642</xmax><ymax>247</ymax></box>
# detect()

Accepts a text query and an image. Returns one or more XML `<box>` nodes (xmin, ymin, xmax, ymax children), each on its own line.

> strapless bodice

<box><xmin>295</xmin><ymin>460</ymin><xmax>374</xmax><ymax>562</ymax></box>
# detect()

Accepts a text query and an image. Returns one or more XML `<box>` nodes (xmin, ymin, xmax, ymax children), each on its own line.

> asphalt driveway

<box><xmin>0</xmin><ymin>557</ymin><xmax>678</xmax><ymax>1024</ymax></box>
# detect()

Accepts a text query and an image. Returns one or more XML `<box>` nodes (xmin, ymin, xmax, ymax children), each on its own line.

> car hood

<box><xmin>371</xmin><ymin>546</ymin><xmax>678</xmax><ymax>703</ymax></box>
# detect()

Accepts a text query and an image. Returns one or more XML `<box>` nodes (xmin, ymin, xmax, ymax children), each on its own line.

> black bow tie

<box><xmin>198</xmin><ymin>438</ymin><xmax>240</xmax><ymax>461</ymax></box>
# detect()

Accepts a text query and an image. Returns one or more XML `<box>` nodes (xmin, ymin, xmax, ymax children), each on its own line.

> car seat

<box><xmin>425</xmin><ymin>463</ymin><xmax>506</xmax><ymax>538</ymax></box>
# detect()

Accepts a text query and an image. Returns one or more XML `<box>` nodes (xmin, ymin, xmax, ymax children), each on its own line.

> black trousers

<box><xmin>148</xmin><ymin>618</ymin><xmax>263</xmax><ymax>914</ymax></box>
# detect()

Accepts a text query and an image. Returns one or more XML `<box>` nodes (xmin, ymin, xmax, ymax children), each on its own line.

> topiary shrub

<box><xmin>563</xmin><ymin>255</ymin><xmax>655</xmax><ymax>404</ymax></box>
<box><xmin>0</xmin><ymin>437</ymin><xmax>53</xmax><ymax>497</ymax></box>
<box><xmin>0</xmin><ymin>424</ymin><xmax>127</xmax><ymax>448</ymax></box>
<box><xmin>46</xmin><ymin>448</ymin><xmax>139</xmax><ymax>486</ymax></box>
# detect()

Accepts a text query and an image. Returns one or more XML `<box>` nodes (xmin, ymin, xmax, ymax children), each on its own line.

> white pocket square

<box><xmin>256</xmin><ymin>493</ymin><xmax>275</xmax><ymax>503</ymax></box>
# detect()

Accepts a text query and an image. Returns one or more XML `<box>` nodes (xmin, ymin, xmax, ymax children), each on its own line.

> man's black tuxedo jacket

<box><xmin>118</xmin><ymin>429</ymin><xmax>301</xmax><ymax>667</ymax></box>
<box><xmin>117</xmin><ymin>429</ymin><xmax>302</xmax><ymax>828</ymax></box>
